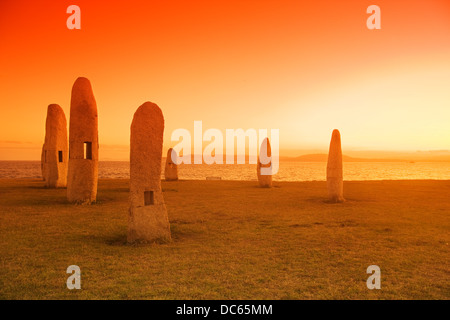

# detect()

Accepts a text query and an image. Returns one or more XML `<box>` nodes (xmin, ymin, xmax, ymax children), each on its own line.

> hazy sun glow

<box><xmin>1</xmin><ymin>0</ymin><xmax>449</xmax><ymax>160</ymax></box>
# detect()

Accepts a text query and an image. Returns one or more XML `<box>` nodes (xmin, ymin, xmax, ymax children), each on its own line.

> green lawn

<box><xmin>0</xmin><ymin>178</ymin><xmax>449</xmax><ymax>299</ymax></box>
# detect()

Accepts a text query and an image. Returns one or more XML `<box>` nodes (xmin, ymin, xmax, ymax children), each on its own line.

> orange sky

<box><xmin>1</xmin><ymin>0</ymin><xmax>449</xmax><ymax>160</ymax></box>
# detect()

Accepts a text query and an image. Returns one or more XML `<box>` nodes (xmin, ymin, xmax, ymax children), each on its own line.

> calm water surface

<box><xmin>1</xmin><ymin>161</ymin><xmax>450</xmax><ymax>181</ymax></box>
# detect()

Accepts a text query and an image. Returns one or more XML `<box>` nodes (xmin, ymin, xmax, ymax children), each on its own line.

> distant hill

<box><xmin>280</xmin><ymin>154</ymin><xmax>409</xmax><ymax>162</ymax></box>
<box><xmin>158</xmin><ymin>152</ymin><xmax>450</xmax><ymax>163</ymax></box>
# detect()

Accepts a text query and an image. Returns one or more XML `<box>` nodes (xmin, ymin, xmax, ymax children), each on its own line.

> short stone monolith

<box><xmin>67</xmin><ymin>77</ymin><xmax>99</xmax><ymax>204</ymax></box>
<box><xmin>42</xmin><ymin>104</ymin><xmax>68</xmax><ymax>188</ymax></box>
<box><xmin>326</xmin><ymin>129</ymin><xmax>345</xmax><ymax>202</ymax></box>
<box><xmin>128</xmin><ymin>102</ymin><xmax>171</xmax><ymax>243</ymax></box>
<box><xmin>41</xmin><ymin>144</ymin><xmax>45</xmax><ymax>181</ymax></box>
<box><xmin>164</xmin><ymin>148</ymin><xmax>178</xmax><ymax>181</ymax></box>
<box><xmin>257</xmin><ymin>137</ymin><xmax>273</xmax><ymax>188</ymax></box>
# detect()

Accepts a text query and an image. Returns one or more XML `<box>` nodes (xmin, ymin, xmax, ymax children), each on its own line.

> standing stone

<box><xmin>67</xmin><ymin>77</ymin><xmax>98</xmax><ymax>204</ymax></box>
<box><xmin>41</xmin><ymin>144</ymin><xmax>45</xmax><ymax>181</ymax></box>
<box><xmin>257</xmin><ymin>137</ymin><xmax>273</xmax><ymax>188</ymax></box>
<box><xmin>42</xmin><ymin>104</ymin><xmax>68</xmax><ymax>188</ymax></box>
<box><xmin>327</xmin><ymin>129</ymin><xmax>345</xmax><ymax>202</ymax></box>
<box><xmin>164</xmin><ymin>148</ymin><xmax>178</xmax><ymax>181</ymax></box>
<box><xmin>128</xmin><ymin>102</ymin><xmax>171</xmax><ymax>243</ymax></box>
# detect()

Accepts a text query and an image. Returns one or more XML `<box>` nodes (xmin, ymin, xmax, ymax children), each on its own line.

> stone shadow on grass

<box><xmin>3</xmin><ymin>195</ymin><xmax>70</xmax><ymax>207</ymax></box>
<box><xmin>76</xmin><ymin>224</ymin><xmax>203</xmax><ymax>247</ymax></box>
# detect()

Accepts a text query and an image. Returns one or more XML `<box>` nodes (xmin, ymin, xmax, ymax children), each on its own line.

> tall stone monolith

<box><xmin>128</xmin><ymin>102</ymin><xmax>171</xmax><ymax>243</ymax></box>
<box><xmin>67</xmin><ymin>77</ymin><xmax>98</xmax><ymax>204</ymax></box>
<box><xmin>257</xmin><ymin>137</ymin><xmax>273</xmax><ymax>188</ymax></box>
<box><xmin>164</xmin><ymin>148</ymin><xmax>178</xmax><ymax>181</ymax></box>
<box><xmin>42</xmin><ymin>104</ymin><xmax>68</xmax><ymax>188</ymax></box>
<box><xmin>327</xmin><ymin>129</ymin><xmax>345</xmax><ymax>202</ymax></box>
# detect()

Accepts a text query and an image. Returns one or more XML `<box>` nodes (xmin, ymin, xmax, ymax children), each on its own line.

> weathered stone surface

<box><xmin>128</xmin><ymin>102</ymin><xmax>171</xmax><ymax>243</ymax></box>
<box><xmin>257</xmin><ymin>137</ymin><xmax>273</xmax><ymax>188</ymax></box>
<box><xmin>42</xmin><ymin>104</ymin><xmax>68</xmax><ymax>188</ymax></box>
<box><xmin>164</xmin><ymin>148</ymin><xmax>178</xmax><ymax>181</ymax></box>
<box><xmin>67</xmin><ymin>77</ymin><xmax>98</xmax><ymax>204</ymax></box>
<box><xmin>327</xmin><ymin>129</ymin><xmax>345</xmax><ymax>202</ymax></box>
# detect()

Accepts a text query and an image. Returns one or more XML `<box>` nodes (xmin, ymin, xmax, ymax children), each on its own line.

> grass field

<box><xmin>0</xmin><ymin>178</ymin><xmax>449</xmax><ymax>299</ymax></box>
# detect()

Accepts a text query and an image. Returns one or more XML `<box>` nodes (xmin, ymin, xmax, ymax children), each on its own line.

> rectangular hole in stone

<box><xmin>144</xmin><ymin>191</ymin><xmax>154</xmax><ymax>206</ymax></box>
<box><xmin>58</xmin><ymin>151</ymin><xmax>63</xmax><ymax>162</ymax></box>
<box><xmin>84</xmin><ymin>142</ymin><xmax>92</xmax><ymax>160</ymax></box>
<box><xmin>44</xmin><ymin>150</ymin><xmax>47</xmax><ymax>163</ymax></box>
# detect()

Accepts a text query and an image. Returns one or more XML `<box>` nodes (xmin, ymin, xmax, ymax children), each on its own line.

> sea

<box><xmin>1</xmin><ymin>161</ymin><xmax>450</xmax><ymax>181</ymax></box>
